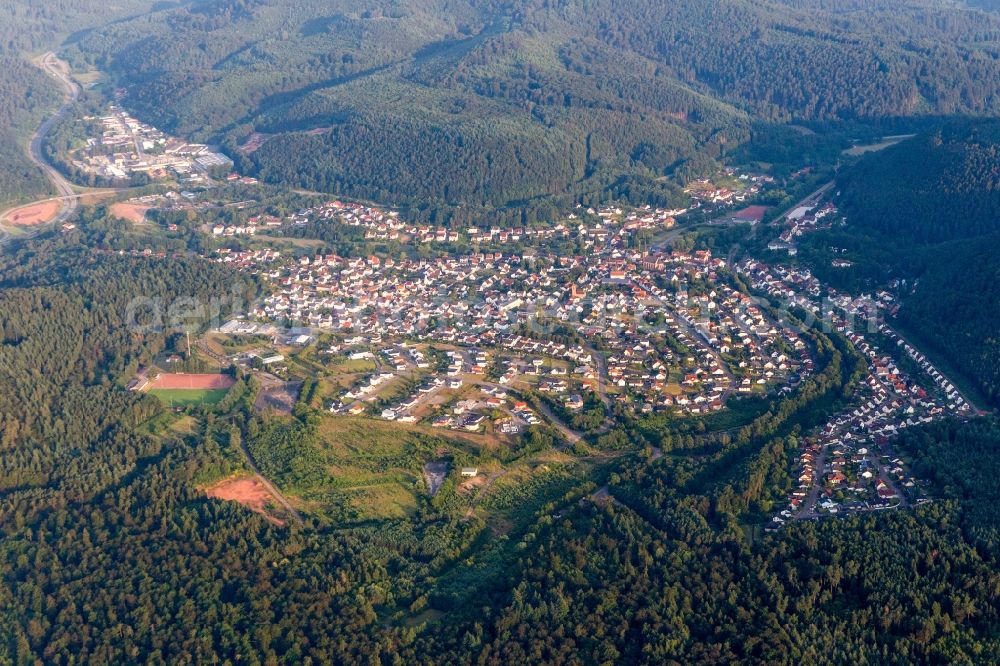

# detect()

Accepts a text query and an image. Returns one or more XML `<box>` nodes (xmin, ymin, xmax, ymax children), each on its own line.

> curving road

<box><xmin>28</xmin><ymin>52</ymin><xmax>81</xmax><ymax>226</ymax></box>
<box><xmin>1</xmin><ymin>53</ymin><xmax>131</xmax><ymax>234</ymax></box>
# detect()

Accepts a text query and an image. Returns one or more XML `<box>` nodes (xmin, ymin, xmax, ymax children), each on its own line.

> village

<box><xmin>207</xmin><ymin>228</ymin><xmax>813</xmax><ymax>431</ymax></box>
<box><xmin>738</xmin><ymin>257</ymin><xmax>973</xmax><ymax>526</ymax></box>
<box><xmin>119</xmin><ymin>167</ymin><xmax>822</xmax><ymax>450</ymax></box>
<box><xmin>149</xmin><ymin>167</ymin><xmax>811</xmax><ymax>447</ymax></box>
<box><xmin>93</xmin><ymin>151</ymin><xmax>971</xmax><ymax>524</ymax></box>
<box><xmin>95</xmin><ymin>166</ymin><xmax>985</xmax><ymax>530</ymax></box>
<box><xmin>282</xmin><ymin>199</ymin><xmax>685</xmax><ymax>247</ymax></box>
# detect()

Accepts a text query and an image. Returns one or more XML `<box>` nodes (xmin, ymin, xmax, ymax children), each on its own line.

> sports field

<box><xmin>149</xmin><ymin>373</ymin><xmax>235</xmax><ymax>390</ymax></box>
<box><xmin>148</xmin><ymin>388</ymin><xmax>230</xmax><ymax>408</ymax></box>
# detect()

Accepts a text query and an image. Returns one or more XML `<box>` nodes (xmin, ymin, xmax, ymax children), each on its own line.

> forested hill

<box><xmin>0</xmin><ymin>1</ymin><xmax>157</xmax><ymax>53</ymax></box>
<box><xmin>65</xmin><ymin>0</ymin><xmax>1000</xmax><ymax>210</ymax></box>
<box><xmin>837</xmin><ymin>123</ymin><xmax>1000</xmax><ymax>244</ymax></box>
<box><xmin>0</xmin><ymin>56</ymin><xmax>59</xmax><ymax>207</ymax></box>
<box><xmin>810</xmin><ymin>123</ymin><xmax>1000</xmax><ymax>406</ymax></box>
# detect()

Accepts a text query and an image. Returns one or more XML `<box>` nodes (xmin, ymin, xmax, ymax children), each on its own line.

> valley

<box><xmin>1</xmin><ymin>1</ymin><xmax>1000</xmax><ymax>664</ymax></box>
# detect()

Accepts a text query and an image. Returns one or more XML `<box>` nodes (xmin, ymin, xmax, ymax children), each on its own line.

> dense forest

<box><xmin>0</xmin><ymin>1</ymin><xmax>157</xmax><ymax>54</ymax></box>
<box><xmin>59</xmin><ymin>0</ymin><xmax>1000</xmax><ymax>212</ymax></box>
<box><xmin>838</xmin><ymin>123</ymin><xmax>1000</xmax><ymax>244</ymax></box>
<box><xmin>894</xmin><ymin>235</ymin><xmax>1000</xmax><ymax>408</ymax></box>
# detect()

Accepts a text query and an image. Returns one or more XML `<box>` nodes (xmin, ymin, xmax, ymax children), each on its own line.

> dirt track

<box><xmin>150</xmin><ymin>373</ymin><xmax>236</xmax><ymax>390</ymax></box>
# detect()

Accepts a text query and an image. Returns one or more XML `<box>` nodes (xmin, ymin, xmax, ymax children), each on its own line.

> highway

<box><xmin>0</xmin><ymin>53</ymin><xmax>129</xmax><ymax>234</ymax></box>
<box><xmin>29</xmin><ymin>52</ymin><xmax>81</xmax><ymax>226</ymax></box>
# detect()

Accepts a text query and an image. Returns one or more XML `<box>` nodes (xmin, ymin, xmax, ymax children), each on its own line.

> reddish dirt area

<box><xmin>150</xmin><ymin>373</ymin><xmax>236</xmax><ymax>390</ymax></box>
<box><xmin>238</xmin><ymin>132</ymin><xmax>270</xmax><ymax>155</ymax></box>
<box><xmin>4</xmin><ymin>201</ymin><xmax>60</xmax><ymax>226</ymax></box>
<box><xmin>109</xmin><ymin>202</ymin><xmax>151</xmax><ymax>223</ymax></box>
<box><xmin>204</xmin><ymin>476</ymin><xmax>285</xmax><ymax>526</ymax></box>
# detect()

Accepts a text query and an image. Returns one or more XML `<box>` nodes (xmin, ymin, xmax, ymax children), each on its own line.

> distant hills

<box><xmin>838</xmin><ymin>123</ymin><xmax>1000</xmax><ymax>244</ymax></box>
<box><xmin>61</xmin><ymin>0</ymin><xmax>1000</xmax><ymax>211</ymax></box>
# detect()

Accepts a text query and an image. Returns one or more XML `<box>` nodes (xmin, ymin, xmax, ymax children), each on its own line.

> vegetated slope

<box><xmin>0</xmin><ymin>56</ymin><xmax>59</xmax><ymax>207</ymax></box>
<box><xmin>838</xmin><ymin>123</ymin><xmax>1000</xmax><ymax>243</ymax></box>
<box><xmin>70</xmin><ymin>0</ymin><xmax>1000</xmax><ymax>210</ymax></box>
<box><xmin>816</xmin><ymin>123</ymin><xmax>1000</xmax><ymax>406</ymax></box>
<box><xmin>0</xmin><ymin>1</ymin><xmax>158</xmax><ymax>53</ymax></box>
<box><xmin>894</xmin><ymin>235</ymin><xmax>1000</xmax><ymax>406</ymax></box>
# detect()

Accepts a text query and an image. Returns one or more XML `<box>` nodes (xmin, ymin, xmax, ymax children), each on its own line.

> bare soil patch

<box><xmin>254</xmin><ymin>378</ymin><xmax>302</xmax><ymax>414</ymax></box>
<box><xmin>4</xmin><ymin>201</ymin><xmax>60</xmax><ymax>226</ymax></box>
<box><xmin>239</xmin><ymin>132</ymin><xmax>270</xmax><ymax>155</ymax></box>
<box><xmin>110</xmin><ymin>201</ymin><xmax>151</xmax><ymax>224</ymax></box>
<box><xmin>204</xmin><ymin>476</ymin><xmax>285</xmax><ymax>525</ymax></box>
<box><xmin>423</xmin><ymin>461</ymin><xmax>449</xmax><ymax>496</ymax></box>
<box><xmin>459</xmin><ymin>475</ymin><xmax>487</xmax><ymax>494</ymax></box>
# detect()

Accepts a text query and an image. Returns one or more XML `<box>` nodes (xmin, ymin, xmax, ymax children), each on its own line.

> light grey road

<box><xmin>31</xmin><ymin>53</ymin><xmax>81</xmax><ymax>226</ymax></box>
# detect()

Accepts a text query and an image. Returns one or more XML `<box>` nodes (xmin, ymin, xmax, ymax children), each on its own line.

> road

<box><xmin>475</xmin><ymin>378</ymin><xmax>590</xmax><ymax>445</ymax></box>
<box><xmin>192</xmin><ymin>337</ymin><xmax>304</xmax><ymax>522</ymax></box>
<box><xmin>231</xmin><ymin>371</ymin><xmax>304</xmax><ymax>524</ymax></box>
<box><xmin>0</xmin><ymin>53</ymin><xmax>134</xmax><ymax>233</ymax></box>
<box><xmin>583</xmin><ymin>343</ymin><xmax>612</xmax><ymax>410</ymax></box>
<box><xmin>881</xmin><ymin>320</ymin><xmax>985</xmax><ymax>415</ymax></box>
<box><xmin>240</xmin><ymin>442</ymin><xmax>305</xmax><ymax>526</ymax></box>
<box><xmin>28</xmin><ymin>53</ymin><xmax>81</xmax><ymax>226</ymax></box>
<box><xmin>794</xmin><ymin>445</ymin><xmax>828</xmax><ymax>519</ymax></box>
<box><xmin>532</xmin><ymin>398</ymin><xmax>583</xmax><ymax>444</ymax></box>
<box><xmin>632</xmin><ymin>277</ymin><xmax>738</xmax><ymax>401</ymax></box>
<box><xmin>113</xmin><ymin>106</ymin><xmax>147</xmax><ymax>159</ymax></box>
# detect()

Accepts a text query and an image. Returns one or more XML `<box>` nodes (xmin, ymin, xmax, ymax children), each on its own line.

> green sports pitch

<box><xmin>147</xmin><ymin>388</ymin><xmax>230</xmax><ymax>408</ymax></box>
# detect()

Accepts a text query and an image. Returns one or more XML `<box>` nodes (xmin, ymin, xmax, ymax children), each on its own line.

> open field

<box><xmin>149</xmin><ymin>388</ymin><xmax>229</xmax><ymax>407</ymax></box>
<box><xmin>253</xmin><ymin>415</ymin><xmax>487</xmax><ymax>522</ymax></box>
<box><xmin>110</xmin><ymin>201</ymin><xmax>152</xmax><ymax>223</ymax></box>
<box><xmin>150</xmin><ymin>373</ymin><xmax>236</xmax><ymax>390</ymax></box>
<box><xmin>842</xmin><ymin>134</ymin><xmax>915</xmax><ymax>156</ymax></box>
<box><xmin>78</xmin><ymin>191</ymin><xmax>119</xmax><ymax>206</ymax></box>
<box><xmin>2</xmin><ymin>200</ymin><xmax>60</xmax><ymax>226</ymax></box>
<box><xmin>328</xmin><ymin>358</ymin><xmax>377</xmax><ymax>374</ymax></box>
<box><xmin>204</xmin><ymin>476</ymin><xmax>285</xmax><ymax>525</ymax></box>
